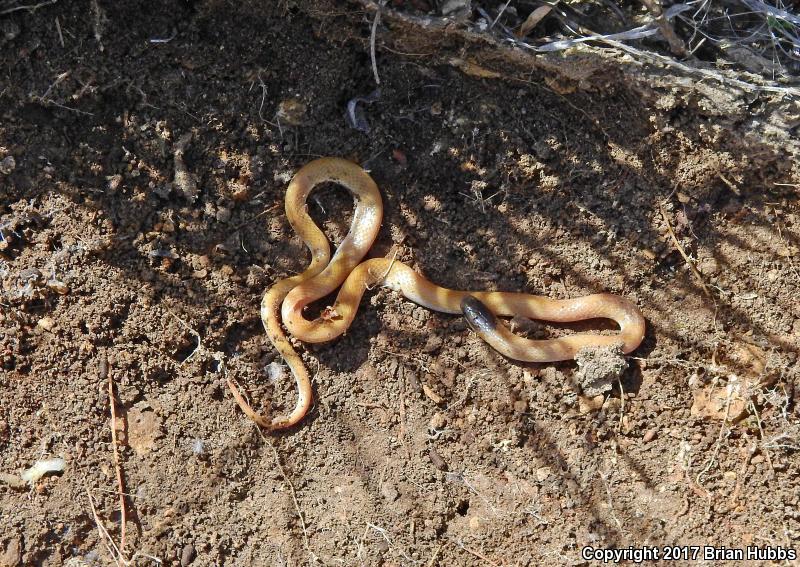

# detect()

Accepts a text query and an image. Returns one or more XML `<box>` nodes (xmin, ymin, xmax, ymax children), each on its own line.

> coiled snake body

<box><xmin>228</xmin><ymin>158</ymin><xmax>646</xmax><ymax>430</ymax></box>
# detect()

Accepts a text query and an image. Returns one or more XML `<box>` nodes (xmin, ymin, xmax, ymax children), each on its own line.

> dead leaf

<box><xmin>422</xmin><ymin>384</ymin><xmax>444</xmax><ymax>405</ymax></box>
<box><xmin>518</xmin><ymin>5</ymin><xmax>551</xmax><ymax>37</ymax></box>
<box><xmin>449</xmin><ymin>58</ymin><xmax>503</xmax><ymax>79</ymax></box>
<box><xmin>544</xmin><ymin>75</ymin><xmax>577</xmax><ymax>95</ymax></box>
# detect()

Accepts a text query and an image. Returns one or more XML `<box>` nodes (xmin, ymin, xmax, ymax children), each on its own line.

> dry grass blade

<box><xmin>518</xmin><ymin>5</ymin><xmax>552</xmax><ymax>38</ymax></box>
<box><xmin>103</xmin><ymin>354</ymin><xmax>128</xmax><ymax>560</ymax></box>
<box><xmin>659</xmin><ymin>203</ymin><xmax>712</xmax><ymax>298</ymax></box>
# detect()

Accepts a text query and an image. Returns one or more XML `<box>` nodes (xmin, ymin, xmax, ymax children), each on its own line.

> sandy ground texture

<box><xmin>1</xmin><ymin>1</ymin><xmax>800</xmax><ymax>566</ymax></box>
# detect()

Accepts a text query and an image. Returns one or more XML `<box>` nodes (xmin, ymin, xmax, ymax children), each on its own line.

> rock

<box><xmin>429</xmin><ymin>412</ymin><xmax>447</xmax><ymax>430</ymax></box>
<box><xmin>429</xmin><ymin>448</ymin><xmax>448</xmax><ymax>471</ymax></box>
<box><xmin>216</xmin><ymin>207</ymin><xmax>232</xmax><ymax>223</ymax></box>
<box><xmin>0</xmin><ymin>537</ymin><xmax>22</xmax><ymax>567</ymax></box>
<box><xmin>440</xmin><ymin>0</ymin><xmax>470</xmax><ymax>17</ymax></box>
<box><xmin>578</xmin><ymin>394</ymin><xmax>604</xmax><ymax>414</ymax></box>
<box><xmin>180</xmin><ymin>544</ymin><xmax>196</xmax><ymax>566</ymax></box>
<box><xmin>37</xmin><ymin>317</ymin><xmax>55</xmax><ymax>332</ymax></box>
<box><xmin>380</xmin><ymin>483</ymin><xmax>399</xmax><ymax>502</ymax></box>
<box><xmin>0</xmin><ymin>156</ymin><xmax>16</xmax><ymax>175</ymax></box>
<box><xmin>422</xmin><ymin>335</ymin><xmax>442</xmax><ymax>353</ymax></box>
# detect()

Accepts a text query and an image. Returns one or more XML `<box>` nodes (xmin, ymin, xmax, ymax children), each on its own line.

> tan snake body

<box><xmin>228</xmin><ymin>157</ymin><xmax>646</xmax><ymax>431</ymax></box>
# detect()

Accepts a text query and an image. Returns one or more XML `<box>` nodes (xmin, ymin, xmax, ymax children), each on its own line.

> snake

<box><xmin>227</xmin><ymin>157</ymin><xmax>646</xmax><ymax>431</ymax></box>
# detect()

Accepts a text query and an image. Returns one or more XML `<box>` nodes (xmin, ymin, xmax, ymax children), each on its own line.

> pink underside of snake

<box><xmin>227</xmin><ymin>157</ymin><xmax>646</xmax><ymax>431</ymax></box>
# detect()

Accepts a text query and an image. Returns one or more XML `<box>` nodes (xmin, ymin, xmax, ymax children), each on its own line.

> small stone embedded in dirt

<box><xmin>124</xmin><ymin>405</ymin><xmax>163</xmax><ymax>455</ymax></box>
<box><xmin>276</xmin><ymin>99</ymin><xmax>307</xmax><ymax>126</ymax></box>
<box><xmin>0</xmin><ymin>156</ymin><xmax>16</xmax><ymax>175</ymax></box>
<box><xmin>643</xmin><ymin>428</ymin><xmax>657</xmax><ymax>443</ymax></box>
<box><xmin>380</xmin><ymin>482</ymin><xmax>399</xmax><ymax>502</ymax></box>
<box><xmin>45</xmin><ymin>279</ymin><xmax>68</xmax><ymax>295</ymax></box>
<box><xmin>0</xmin><ymin>536</ymin><xmax>22</xmax><ymax>567</ymax></box>
<box><xmin>106</xmin><ymin>174</ymin><xmax>122</xmax><ymax>192</ymax></box>
<box><xmin>422</xmin><ymin>334</ymin><xmax>442</xmax><ymax>353</ymax></box>
<box><xmin>429</xmin><ymin>412</ymin><xmax>447</xmax><ymax>430</ymax></box>
<box><xmin>578</xmin><ymin>394</ymin><xmax>604</xmax><ymax>414</ymax></box>
<box><xmin>698</xmin><ymin>256</ymin><xmax>720</xmax><ymax>276</ymax></box>
<box><xmin>575</xmin><ymin>344</ymin><xmax>627</xmax><ymax>396</ymax></box>
<box><xmin>429</xmin><ymin>448</ymin><xmax>448</xmax><ymax>471</ymax></box>
<box><xmin>172</xmin><ymin>132</ymin><xmax>198</xmax><ymax>201</ymax></box>
<box><xmin>422</xmin><ymin>383</ymin><xmax>444</xmax><ymax>404</ymax></box>
<box><xmin>216</xmin><ymin>207</ymin><xmax>232</xmax><ymax>223</ymax></box>
<box><xmin>440</xmin><ymin>0</ymin><xmax>470</xmax><ymax>17</ymax></box>
<box><xmin>180</xmin><ymin>543</ymin><xmax>196</xmax><ymax>566</ymax></box>
<box><xmin>690</xmin><ymin>382</ymin><xmax>749</xmax><ymax>421</ymax></box>
<box><xmin>1</xmin><ymin>21</ymin><xmax>20</xmax><ymax>42</ymax></box>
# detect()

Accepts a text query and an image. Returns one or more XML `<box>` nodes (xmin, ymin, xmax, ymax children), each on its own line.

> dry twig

<box><xmin>659</xmin><ymin>203</ymin><xmax>711</xmax><ymax>298</ymax></box>
<box><xmin>258</xmin><ymin>429</ymin><xmax>318</xmax><ymax>563</ymax></box>
<box><xmin>103</xmin><ymin>354</ymin><xmax>128</xmax><ymax>558</ymax></box>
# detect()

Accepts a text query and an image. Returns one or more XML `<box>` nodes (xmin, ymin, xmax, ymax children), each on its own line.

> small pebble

<box><xmin>0</xmin><ymin>536</ymin><xmax>22</xmax><ymax>567</ymax></box>
<box><xmin>180</xmin><ymin>543</ymin><xmax>196</xmax><ymax>566</ymax></box>
<box><xmin>429</xmin><ymin>448</ymin><xmax>448</xmax><ymax>471</ymax></box>
<box><xmin>429</xmin><ymin>412</ymin><xmax>447</xmax><ymax>430</ymax></box>
<box><xmin>380</xmin><ymin>483</ymin><xmax>399</xmax><ymax>502</ymax></box>
<box><xmin>106</xmin><ymin>174</ymin><xmax>122</xmax><ymax>192</ymax></box>
<box><xmin>46</xmin><ymin>280</ymin><xmax>69</xmax><ymax>295</ymax></box>
<box><xmin>216</xmin><ymin>207</ymin><xmax>232</xmax><ymax>223</ymax></box>
<box><xmin>642</xmin><ymin>428</ymin><xmax>657</xmax><ymax>443</ymax></box>
<box><xmin>1</xmin><ymin>20</ymin><xmax>21</xmax><ymax>42</ymax></box>
<box><xmin>276</xmin><ymin>99</ymin><xmax>307</xmax><ymax>126</ymax></box>
<box><xmin>422</xmin><ymin>335</ymin><xmax>442</xmax><ymax>354</ymax></box>
<box><xmin>422</xmin><ymin>384</ymin><xmax>444</xmax><ymax>405</ymax></box>
<box><xmin>0</xmin><ymin>156</ymin><xmax>16</xmax><ymax>175</ymax></box>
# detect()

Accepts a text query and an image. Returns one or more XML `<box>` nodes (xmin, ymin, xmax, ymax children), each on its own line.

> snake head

<box><xmin>320</xmin><ymin>305</ymin><xmax>341</xmax><ymax>322</ymax></box>
<box><xmin>460</xmin><ymin>295</ymin><xmax>497</xmax><ymax>334</ymax></box>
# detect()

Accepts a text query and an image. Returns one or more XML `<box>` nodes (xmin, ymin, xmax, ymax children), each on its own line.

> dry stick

<box><xmin>696</xmin><ymin>382</ymin><xmax>733</xmax><ymax>487</ymax></box>
<box><xmin>86</xmin><ymin>486</ymin><xmax>162</xmax><ymax>566</ymax></box>
<box><xmin>370</xmin><ymin>0</ymin><xmax>386</xmax><ymax>85</ymax></box>
<box><xmin>0</xmin><ymin>0</ymin><xmax>57</xmax><ymax>15</ymax></box>
<box><xmin>103</xmin><ymin>354</ymin><xmax>128</xmax><ymax>559</ymax></box>
<box><xmin>425</xmin><ymin>544</ymin><xmax>443</xmax><ymax>567</ymax></box>
<box><xmin>54</xmin><ymin>16</ymin><xmax>64</xmax><ymax>47</ymax></box>
<box><xmin>747</xmin><ymin>399</ymin><xmax>775</xmax><ymax>472</ymax></box>
<box><xmin>451</xmin><ymin>540</ymin><xmax>501</xmax><ymax>566</ymax></box>
<box><xmin>86</xmin><ymin>486</ymin><xmax>126</xmax><ymax>566</ymax></box>
<box><xmin>601</xmin><ymin>37</ymin><xmax>800</xmax><ymax>97</ymax></box>
<box><xmin>641</xmin><ymin>0</ymin><xmax>687</xmax><ymax>56</ymax></box>
<box><xmin>728</xmin><ymin>440</ymin><xmax>757</xmax><ymax>509</ymax></box>
<box><xmin>658</xmin><ymin>203</ymin><xmax>711</xmax><ymax>298</ymax></box>
<box><xmin>258</xmin><ymin>429</ymin><xmax>317</xmax><ymax>562</ymax></box>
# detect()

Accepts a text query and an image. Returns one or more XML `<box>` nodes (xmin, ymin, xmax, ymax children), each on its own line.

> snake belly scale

<box><xmin>227</xmin><ymin>157</ymin><xmax>646</xmax><ymax>431</ymax></box>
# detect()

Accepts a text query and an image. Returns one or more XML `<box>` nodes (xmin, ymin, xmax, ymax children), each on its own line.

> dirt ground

<box><xmin>1</xmin><ymin>1</ymin><xmax>799</xmax><ymax>566</ymax></box>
